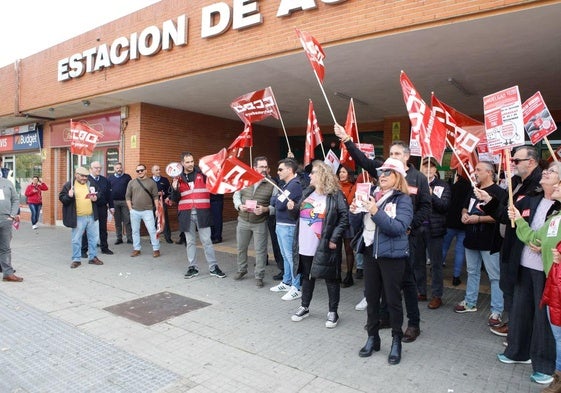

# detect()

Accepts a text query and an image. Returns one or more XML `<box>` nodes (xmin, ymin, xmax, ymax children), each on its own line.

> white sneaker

<box><xmin>355</xmin><ymin>297</ymin><xmax>367</xmax><ymax>311</ymax></box>
<box><xmin>32</xmin><ymin>224</ymin><xmax>38</xmax><ymax>230</ymax></box>
<box><xmin>281</xmin><ymin>286</ymin><xmax>302</xmax><ymax>301</ymax></box>
<box><xmin>270</xmin><ymin>282</ymin><xmax>291</xmax><ymax>292</ymax></box>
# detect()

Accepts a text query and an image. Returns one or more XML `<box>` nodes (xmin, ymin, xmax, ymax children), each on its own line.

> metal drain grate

<box><xmin>104</xmin><ymin>291</ymin><xmax>211</xmax><ymax>326</ymax></box>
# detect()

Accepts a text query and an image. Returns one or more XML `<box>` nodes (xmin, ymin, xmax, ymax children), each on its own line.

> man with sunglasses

<box><xmin>270</xmin><ymin>158</ymin><xmax>303</xmax><ymax>301</ymax></box>
<box><xmin>480</xmin><ymin>146</ymin><xmax>542</xmax><ymax>336</ymax></box>
<box><xmin>334</xmin><ymin>124</ymin><xmax>431</xmax><ymax>343</ymax></box>
<box><xmin>125</xmin><ymin>165</ymin><xmax>161</xmax><ymax>258</ymax></box>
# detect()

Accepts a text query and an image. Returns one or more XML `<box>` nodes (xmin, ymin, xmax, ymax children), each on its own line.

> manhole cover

<box><xmin>104</xmin><ymin>291</ymin><xmax>211</xmax><ymax>325</ymax></box>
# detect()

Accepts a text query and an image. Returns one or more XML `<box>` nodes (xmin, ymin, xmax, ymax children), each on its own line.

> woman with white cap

<box><xmin>349</xmin><ymin>157</ymin><xmax>413</xmax><ymax>365</ymax></box>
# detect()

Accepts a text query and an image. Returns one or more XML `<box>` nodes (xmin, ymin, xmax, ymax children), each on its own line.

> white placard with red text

<box><xmin>483</xmin><ymin>86</ymin><xmax>525</xmax><ymax>153</ymax></box>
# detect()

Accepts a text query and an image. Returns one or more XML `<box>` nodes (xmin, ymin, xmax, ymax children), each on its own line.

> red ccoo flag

<box><xmin>295</xmin><ymin>29</ymin><xmax>326</xmax><ymax>83</ymax></box>
<box><xmin>69</xmin><ymin>120</ymin><xmax>104</xmax><ymax>157</ymax></box>
<box><xmin>340</xmin><ymin>98</ymin><xmax>359</xmax><ymax>170</ymax></box>
<box><xmin>227</xmin><ymin>123</ymin><xmax>253</xmax><ymax>158</ymax></box>
<box><xmin>230</xmin><ymin>86</ymin><xmax>280</xmax><ymax>125</ymax></box>
<box><xmin>199</xmin><ymin>148</ymin><xmax>264</xmax><ymax>194</ymax></box>
<box><xmin>304</xmin><ymin>100</ymin><xmax>323</xmax><ymax>166</ymax></box>
<box><xmin>399</xmin><ymin>71</ymin><xmax>447</xmax><ymax>163</ymax></box>
<box><xmin>431</xmin><ymin>94</ymin><xmax>485</xmax><ymax>178</ymax></box>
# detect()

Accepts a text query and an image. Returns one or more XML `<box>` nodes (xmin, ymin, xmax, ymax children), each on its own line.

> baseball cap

<box><xmin>75</xmin><ymin>166</ymin><xmax>89</xmax><ymax>176</ymax></box>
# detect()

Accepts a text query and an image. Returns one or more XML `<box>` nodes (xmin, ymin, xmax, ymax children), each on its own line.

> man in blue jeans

<box><xmin>270</xmin><ymin>158</ymin><xmax>303</xmax><ymax>301</ymax></box>
<box><xmin>59</xmin><ymin>166</ymin><xmax>103</xmax><ymax>269</ymax></box>
<box><xmin>454</xmin><ymin>161</ymin><xmax>505</xmax><ymax>327</ymax></box>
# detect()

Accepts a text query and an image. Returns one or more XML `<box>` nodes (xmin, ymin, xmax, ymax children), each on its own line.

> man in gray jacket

<box><xmin>0</xmin><ymin>175</ymin><xmax>22</xmax><ymax>282</ymax></box>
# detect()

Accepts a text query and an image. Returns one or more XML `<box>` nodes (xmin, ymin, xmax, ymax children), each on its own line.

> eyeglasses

<box><xmin>136</xmin><ymin>169</ymin><xmax>145</xmax><ymax>173</ymax></box>
<box><xmin>511</xmin><ymin>158</ymin><xmax>531</xmax><ymax>165</ymax></box>
<box><xmin>544</xmin><ymin>168</ymin><xmax>559</xmax><ymax>175</ymax></box>
<box><xmin>377</xmin><ymin>169</ymin><xmax>394</xmax><ymax>177</ymax></box>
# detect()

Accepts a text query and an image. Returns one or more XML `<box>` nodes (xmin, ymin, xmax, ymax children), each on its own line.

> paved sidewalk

<box><xmin>0</xmin><ymin>222</ymin><xmax>540</xmax><ymax>392</ymax></box>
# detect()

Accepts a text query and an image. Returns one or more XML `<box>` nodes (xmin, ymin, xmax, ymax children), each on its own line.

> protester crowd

<box><xmin>3</xmin><ymin>124</ymin><xmax>561</xmax><ymax>391</ymax></box>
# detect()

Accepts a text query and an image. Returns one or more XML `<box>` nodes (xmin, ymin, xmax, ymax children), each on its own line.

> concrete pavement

<box><xmin>0</xmin><ymin>221</ymin><xmax>542</xmax><ymax>392</ymax></box>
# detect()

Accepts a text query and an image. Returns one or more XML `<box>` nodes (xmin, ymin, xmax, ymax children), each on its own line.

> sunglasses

<box><xmin>511</xmin><ymin>158</ymin><xmax>530</xmax><ymax>165</ymax></box>
<box><xmin>136</xmin><ymin>169</ymin><xmax>145</xmax><ymax>173</ymax></box>
<box><xmin>377</xmin><ymin>169</ymin><xmax>394</xmax><ymax>177</ymax></box>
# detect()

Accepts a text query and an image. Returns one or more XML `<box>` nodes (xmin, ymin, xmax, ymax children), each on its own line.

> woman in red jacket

<box><xmin>25</xmin><ymin>176</ymin><xmax>48</xmax><ymax>229</ymax></box>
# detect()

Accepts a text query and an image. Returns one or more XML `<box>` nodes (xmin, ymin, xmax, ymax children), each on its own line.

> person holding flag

<box><xmin>270</xmin><ymin>158</ymin><xmax>303</xmax><ymax>301</ymax></box>
<box><xmin>59</xmin><ymin>166</ymin><xmax>103</xmax><ymax>269</ymax></box>
<box><xmin>232</xmin><ymin>156</ymin><xmax>275</xmax><ymax>288</ymax></box>
<box><xmin>334</xmin><ymin>124</ymin><xmax>430</xmax><ymax>343</ymax></box>
<box><xmin>170</xmin><ymin>152</ymin><xmax>226</xmax><ymax>279</ymax></box>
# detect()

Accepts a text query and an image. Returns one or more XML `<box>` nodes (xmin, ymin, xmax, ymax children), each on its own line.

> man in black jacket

<box><xmin>334</xmin><ymin>124</ymin><xmax>431</xmax><ymax>343</ymax></box>
<box><xmin>485</xmin><ymin>146</ymin><xmax>542</xmax><ymax>336</ymax></box>
<box><xmin>415</xmin><ymin>157</ymin><xmax>451</xmax><ymax>309</ymax></box>
<box><xmin>59</xmin><ymin>166</ymin><xmax>102</xmax><ymax>269</ymax></box>
<box><xmin>82</xmin><ymin>161</ymin><xmax>114</xmax><ymax>256</ymax></box>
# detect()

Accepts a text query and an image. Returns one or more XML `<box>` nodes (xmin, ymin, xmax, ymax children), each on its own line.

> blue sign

<box><xmin>13</xmin><ymin>130</ymin><xmax>41</xmax><ymax>151</ymax></box>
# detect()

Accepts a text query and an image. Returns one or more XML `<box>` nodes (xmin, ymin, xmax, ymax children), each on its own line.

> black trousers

<box><xmin>299</xmin><ymin>254</ymin><xmax>340</xmax><ymax>312</ymax></box>
<box><xmin>380</xmin><ymin>235</ymin><xmax>421</xmax><ymax>328</ymax></box>
<box><xmin>82</xmin><ymin>206</ymin><xmax>108</xmax><ymax>252</ymax></box>
<box><xmin>504</xmin><ymin>266</ymin><xmax>555</xmax><ymax>374</ymax></box>
<box><xmin>268</xmin><ymin>215</ymin><xmax>283</xmax><ymax>271</ymax></box>
<box><xmin>210</xmin><ymin>198</ymin><xmax>224</xmax><ymax>242</ymax></box>
<box><xmin>364</xmin><ymin>246</ymin><xmax>406</xmax><ymax>337</ymax></box>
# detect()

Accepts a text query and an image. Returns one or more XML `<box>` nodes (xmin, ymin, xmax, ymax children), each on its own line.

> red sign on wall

<box><xmin>0</xmin><ymin>135</ymin><xmax>15</xmax><ymax>152</ymax></box>
<box><xmin>50</xmin><ymin>112</ymin><xmax>121</xmax><ymax>147</ymax></box>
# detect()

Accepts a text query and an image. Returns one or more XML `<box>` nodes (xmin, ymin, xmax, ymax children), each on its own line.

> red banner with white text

<box><xmin>230</xmin><ymin>87</ymin><xmax>280</xmax><ymax>125</ymax></box>
<box><xmin>199</xmin><ymin>148</ymin><xmax>264</xmax><ymax>194</ymax></box>
<box><xmin>69</xmin><ymin>120</ymin><xmax>104</xmax><ymax>157</ymax></box>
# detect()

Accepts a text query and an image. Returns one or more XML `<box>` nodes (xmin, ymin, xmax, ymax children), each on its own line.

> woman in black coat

<box><xmin>288</xmin><ymin>161</ymin><xmax>349</xmax><ymax>328</ymax></box>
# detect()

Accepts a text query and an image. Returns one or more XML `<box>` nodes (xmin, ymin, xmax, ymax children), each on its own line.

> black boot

<box><xmin>341</xmin><ymin>272</ymin><xmax>354</xmax><ymax>288</ymax></box>
<box><xmin>388</xmin><ymin>335</ymin><xmax>402</xmax><ymax>365</ymax></box>
<box><xmin>358</xmin><ymin>335</ymin><xmax>380</xmax><ymax>357</ymax></box>
<box><xmin>355</xmin><ymin>268</ymin><xmax>363</xmax><ymax>279</ymax></box>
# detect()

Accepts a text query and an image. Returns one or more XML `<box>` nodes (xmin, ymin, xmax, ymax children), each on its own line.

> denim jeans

<box><xmin>355</xmin><ymin>252</ymin><xmax>364</xmax><ymax>269</ymax></box>
<box><xmin>130</xmin><ymin>209</ymin><xmax>160</xmax><ymax>252</ymax></box>
<box><xmin>442</xmin><ymin>228</ymin><xmax>466</xmax><ymax>278</ymax></box>
<box><xmin>464</xmin><ymin>248</ymin><xmax>503</xmax><ymax>314</ymax></box>
<box><xmin>276</xmin><ymin>224</ymin><xmax>300</xmax><ymax>289</ymax></box>
<box><xmin>29</xmin><ymin>203</ymin><xmax>42</xmax><ymax>225</ymax></box>
<box><xmin>547</xmin><ymin>307</ymin><xmax>561</xmax><ymax>371</ymax></box>
<box><xmin>185</xmin><ymin>210</ymin><xmax>217</xmax><ymax>270</ymax></box>
<box><xmin>71</xmin><ymin>215</ymin><xmax>99</xmax><ymax>261</ymax></box>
